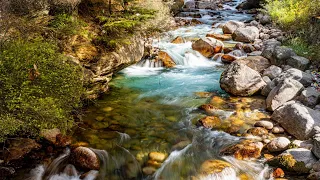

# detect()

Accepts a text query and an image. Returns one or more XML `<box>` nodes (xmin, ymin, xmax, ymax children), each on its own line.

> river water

<box><xmin>27</xmin><ymin>0</ymin><xmax>275</xmax><ymax>179</ymax></box>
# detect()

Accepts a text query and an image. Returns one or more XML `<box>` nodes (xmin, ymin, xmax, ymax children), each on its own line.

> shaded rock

<box><xmin>266</xmin><ymin>78</ymin><xmax>304</xmax><ymax>111</ymax></box>
<box><xmin>242</xmin><ymin>44</ymin><xmax>255</xmax><ymax>53</ymax></box>
<box><xmin>158</xmin><ymin>51</ymin><xmax>176</xmax><ymax>68</ymax></box>
<box><xmin>149</xmin><ymin>152</ymin><xmax>167</xmax><ymax>162</ymax></box>
<box><xmin>263</xmin><ymin>65</ymin><xmax>282</xmax><ymax>79</ymax></box>
<box><xmin>222</xmin><ymin>21</ymin><xmax>245</xmax><ymax>34</ymax></box>
<box><xmin>260</xmin><ymin>15</ymin><xmax>272</xmax><ymax>25</ymax></box>
<box><xmin>222</xmin><ymin>140</ymin><xmax>263</xmax><ymax>160</ymax></box>
<box><xmin>73</xmin><ymin>147</ymin><xmax>100</xmax><ymax>170</ymax></box>
<box><xmin>273</xmin><ymin>68</ymin><xmax>312</xmax><ymax>87</ymax></box>
<box><xmin>270</xmin><ymin>46</ymin><xmax>296</xmax><ymax>66</ymax></box>
<box><xmin>291</xmin><ymin>140</ymin><xmax>313</xmax><ymax>150</ymax></box>
<box><xmin>248</xmin><ymin>51</ymin><xmax>262</xmax><ymax>56</ymax></box>
<box><xmin>268</xmin><ymin>148</ymin><xmax>317</xmax><ymax>173</ymax></box>
<box><xmin>267</xmin><ymin>137</ymin><xmax>290</xmax><ymax>152</ymax></box>
<box><xmin>40</xmin><ymin>128</ymin><xmax>61</xmax><ymax>144</ymax></box>
<box><xmin>272</xmin><ymin>168</ymin><xmax>285</xmax><ymax>178</ymax></box>
<box><xmin>254</xmin><ymin>120</ymin><xmax>274</xmax><ymax>130</ymax></box>
<box><xmin>261</xmin><ymin>80</ymin><xmax>276</xmax><ymax>96</ymax></box>
<box><xmin>206</xmin><ymin>33</ymin><xmax>232</xmax><ymax>41</ymax></box>
<box><xmin>312</xmin><ymin>126</ymin><xmax>320</xmax><ymax>159</ymax></box>
<box><xmin>308</xmin><ymin>172</ymin><xmax>320</xmax><ymax>180</ymax></box>
<box><xmin>298</xmin><ymin>87</ymin><xmax>320</xmax><ymax>108</ymax></box>
<box><xmin>184</xmin><ymin>0</ymin><xmax>195</xmax><ymax>9</ymax></box>
<box><xmin>4</xmin><ymin>138</ymin><xmax>41</xmax><ymax>163</ymax></box>
<box><xmin>191</xmin><ymin>38</ymin><xmax>223</xmax><ymax>58</ymax></box>
<box><xmin>286</xmin><ymin>56</ymin><xmax>310</xmax><ymax>71</ymax></box>
<box><xmin>272</xmin><ymin>126</ymin><xmax>285</xmax><ymax>134</ymax></box>
<box><xmin>142</xmin><ymin>166</ymin><xmax>156</xmax><ymax>175</ymax></box>
<box><xmin>261</xmin><ymin>39</ymin><xmax>281</xmax><ymax>60</ymax></box>
<box><xmin>221</xmin><ymin>54</ymin><xmax>237</xmax><ymax>63</ymax></box>
<box><xmin>235</xmin><ymin>56</ymin><xmax>270</xmax><ymax>73</ymax></box>
<box><xmin>220</xmin><ymin>62</ymin><xmax>266</xmax><ymax>96</ymax></box>
<box><xmin>232</xmin><ymin>26</ymin><xmax>259</xmax><ymax>43</ymax></box>
<box><xmin>197</xmin><ymin>116</ymin><xmax>221</xmax><ymax>128</ymax></box>
<box><xmin>223</xmin><ymin>47</ymin><xmax>233</xmax><ymax>54</ymax></box>
<box><xmin>272</xmin><ymin>101</ymin><xmax>320</xmax><ymax>140</ymax></box>
<box><xmin>312</xmin><ymin>160</ymin><xmax>320</xmax><ymax>172</ymax></box>
<box><xmin>171</xmin><ymin>36</ymin><xmax>185</xmax><ymax>44</ymax></box>
<box><xmin>0</xmin><ymin>167</ymin><xmax>15</xmax><ymax>178</ymax></box>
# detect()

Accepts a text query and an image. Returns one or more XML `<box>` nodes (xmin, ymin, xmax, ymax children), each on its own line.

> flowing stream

<box><xmin>28</xmin><ymin>0</ymin><xmax>274</xmax><ymax>179</ymax></box>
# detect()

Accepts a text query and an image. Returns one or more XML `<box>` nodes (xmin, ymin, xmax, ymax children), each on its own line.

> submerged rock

<box><xmin>220</xmin><ymin>62</ymin><xmax>266</xmax><ymax>96</ymax></box>
<box><xmin>149</xmin><ymin>152</ymin><xmax>167</xmax><ymax>162</ymax></box>
<box><xmin>191</xmin><ymin>37</ymin><xmax>223</xmax><ymax>58</ymax></box>
<box><xmin>266</xmin><ymin>78</ymin><xmax>304</xmax><ymax>111</ymax></box>
<box><xmin>197</xmin><ymin>116</ymin><xmax>222</xmax><ymax>128</ymax></box>
<box><xmin>194</xmin><ymin>160</ymin><xmax>236</xmax><ymax>179</ymax></box>
<box><xmin>272</xmin><ymin>101</ymin><xmax>320</xmax><ymax>140</ymax></box>
<box><xmin>72</xmin><ymin>147</ymin><xmax>100</xmax><ymax>170</ymax></box>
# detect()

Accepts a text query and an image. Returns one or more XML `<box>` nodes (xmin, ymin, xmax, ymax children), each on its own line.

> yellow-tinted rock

<box><xmin>198</xmin><ymin>116</ymin><xmax>221</xmax><ymax>128</ymax></box>
<box><xmin>199</xmin><ymin>160</ymin><xmax>232</xmax><ymax>175</ymax></box>
<box><xmin>147</xmin><ymin>160</ymin><xmax>162</xmax><ymax>168</ymax></box>
<box><xmin>171</xmin><ymin>36</ymin><xmax>185</xmax><ymax>44</ymax></box>
<box><xmin>158</xmin><ymin>51</ymin><xmax>176</xmax><ymax>68</ymax></box>
<box><xmin>223</xmin><ymin>140</ymin><xmax>263</xmax><ymax>160</ymax></box>
<box><xmin>206</xmin><ymin>34</ymin><xmax>232</xmax><ymax>41</ymax></box>
<box><xmin>149</xmin><ymin>152</ymin><xmax>167</xmax><ymax>162</ymax></box>
<box><xmin>247</xmin><ymin>127</ymin><xmax>269</xmax><ymax>137</ymax></box>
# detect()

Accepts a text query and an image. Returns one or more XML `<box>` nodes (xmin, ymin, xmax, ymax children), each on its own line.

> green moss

<box><xmin>267</xmin><ymin>154</ymin><xmax>310</xmax><ymax>174</ymax></box>
<box><xmin>0</xmin><ymin>40</ymin><xmax>84</xmax><ymax>142</ymax></box>
<box><xmin>284</xmin><ymin>37</ymin><xmax>320</xmax><ymax>61</ymax></box>
<box><xmin>49</xmin><ymin>13</ymin><xmax>87</xmax><ymax>36</ymax></box>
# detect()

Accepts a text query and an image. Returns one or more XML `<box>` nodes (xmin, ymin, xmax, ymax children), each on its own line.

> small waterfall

<box><xmin>136</xmin><ymin>59</ymin><xmax>164</xmax><ymax>68</ymax></box>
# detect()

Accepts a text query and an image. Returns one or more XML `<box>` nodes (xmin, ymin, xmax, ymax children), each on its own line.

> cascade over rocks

<box><xmin>158</xmin><ymin>51</ymin><xmax>176</xmax><ymax>68</ymax></box>
<box><xmin>272</xmin><ymin>101</ymin><xmax>320</xmax><ymax>140</ymax></box>
<box><xmin>232</xmin><ymin>26</ymin><xmax>260</xmax><ymax>43</ymax></box>
<box><xmin>191</xmin><ymin>37</ymin><xmax>223</xmax><ymax>58</ymax></box>
<box><xmin>266</xmin><ymin>78</ymin><xmax>304</xmax><ymax>111</ymax></box>
<box><xmin>220</xmin><ymin>61</ymin><xmax>266</xmax><ymax>96</ymax></box>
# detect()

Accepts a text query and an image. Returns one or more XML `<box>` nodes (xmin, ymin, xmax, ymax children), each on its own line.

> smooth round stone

<box><xmin>254</xmin><ymin>120</ymin><xmax>274</xmax><ymax>130</ymax></box>
<box><xmin>267</xmin><ymin>137</ymin><xmax>290</xmax><ymax>152</ymax></box>
<box><xmin>272</xmin><ymin>126</ymin><xmax>285</xmax><ymax>134</ymax></box>
<box><xmin>142</xmin><ymin>166</ymin><xmax>156</xmax><ymax>175</ymax></box>
<box><xmin>149</xmin><ymin>152</ymin><xmax>167</xmax><ymax>162</ymax></box>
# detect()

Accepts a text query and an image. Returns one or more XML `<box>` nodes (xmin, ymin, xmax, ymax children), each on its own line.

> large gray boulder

<box><xmin>220</xmin><ymin>61</ymin><xmax>266</xmax><ymax>96</ymax></box>
<box><xmin>266</xmin><ymin>78</ymin><xmax>304</xmax><ymax>111</ymax></box>
<box><xmin>286</xmin><ymin>55</ymin><xmax>310</xmax><ymax>71</ymax></box>
<box><xmin>273</xmin><ymin>68</ymin><xmax>313</xmax><ymax>87</ymax></box>
<box><xmin>312</xmin><ymin>126</ymin><xmax>320</xmax><ymax>159</ymax></box>
<box><xmin>232</xmin><ymin>26</ymin><xmax>260</xmax><ymax>43</ymax></box>
<box><xmin>270</xmin><ymin>46</ymin><xmax>296</xmax><ymax>66</ymax></box>
<box><xmin>222</xmin><ymin>21</ymin><xmax>245</xmax><ymax>34</ymax></box>
<box><xmin>263</xmin><ymin>65</ymin><xmax>282</xmax><ymax>79</ymax></box>
<box><xmin>261</xmin><ymin>80</ymin><xmax>276</xmax><ymax>96</ymax></box>
<box><xmin>235</xmin><ymin>56</ymin><xmax>270</xmax><ymax>73</ymax></box>
<box><xmin>272</xmin><ymin>101</ymin><xmax>320</xmax><ymax>140</ymax></box>
<box><xmin>297</xmin><ymin>87</ymin><xmax>320</xmax><ymax>108</ymax></box>
<box><xmin>261</xmin><ymin>39</ymin><xmax>281</xmax><ymax>60</ymax></box>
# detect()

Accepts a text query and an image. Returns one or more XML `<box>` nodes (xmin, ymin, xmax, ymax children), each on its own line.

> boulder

<box><xmin>291</xmin><ymin>140</ymin><xmax>313</xmax><ymax>150</ymax></box>
<box><xmin>220</xmin><ymin>62</ymin><xmax>267</xmax><ymax>96</ymax></box>
<box><xmin>267</xmin><ymin>137</ymin><xmax>290</xmax><ymax>152</ymax></box>
<box><xmin>261</xmin><ymin>79</ymin><xmax>276</xmax><ymax>96</ymax></box>
<box><xmin>263</xmin><ymin>65</ymin><xmax>282</xmax><ymax>79</ymax></box>
<box><xmin>149</xmin><ymin>152</ymin><xmax>167</xmax><ymax>162</ymax></box>
<box><xmin>171</xmin><ymin>36</ymin><xmax>185</xmax><ymax>44</ymax></box>
<box><xmin>235</xmin><ymin>56</ymin><xmax>270</xmax><ymax>73</ymax></box>
<box><xmin>270</xmin><ymin>46</ymin><xmax>296</xmax><ymax>66</ymax></box>
<box><xmin>221</xmin><ymin>54</ymin><xmax>237</xmax><ymax>63</ymax></box>
<box><xmin>254</xmin><ymin>120</ymin><xmax>274</xmax><ymax>130</ymax></box>
<box><xmin>260</xmin><ymin>15</ymin><xmax>272</xmax><ymax>25</ymax></box>
<box><xmin>222</xmin><ymin>140</ymin><xmax>263</xmax><ymax>160</ymax></box>
<box><xmin>272</xmin><ymin>101</ymin><xmax>320</xmax><ymax>140</ymax></box>
<box><xmin>268</xmin><ymin>148</ymin><xmax>317</xmax><ymax>173</ymax></box>
<box><xmin>286</xmin><ymin>56</ymin><xmax>310</xmax><ymax>71</ymax></box>
<box><xmin>197</xmin><ymin>116</ymin><xmax>221</xmax><ymax>128</ymax></box>
<box><xmin>312</xmin><ymin>126</ymin><xmax>320</xmax><ymax>159</ymax></box>
<box><xmin>273</xmin><ymin>68</ymin><xmax>313</xmax><ymax>87</ymax></box>
<box><xmin>298</xmin><ymin>87</ymin><xmax>320</xmax><ymax>108</ymax></box>
<box><xmin>261</xmin><ymin>39</ymin><xmax>281</xmax><ymax>60</ymax></box>
<box><xmin>158</xmin><ymin>51</ymin><xmax>176</xmax><ymax>68</ymax></box>
<box><xmin>191</xmin><ymin>38</ymin><xmax>224</xmax><ymax>58</ymax></box>
<box><xmin>222</xmin><ymin>21</ymin><xmax>245</xmax><ymax>34</ymax></box>
<box><xmin>4</xmin><ymin>138</ymin><xmax>41</xmax><ymax>162</ymax></box>
<box><xmin>266</xmin><ymin>78</ymin><xmax>304</xmax><ymax>111</ymax></box>
<box><xmin>40</xmin><ymin>128</ymin><xmax>61</xmax><ymax>144</ymax></box>
<box><xmin>232</xmin><ymin>26</ymin><xmax>260</xmax><ymax>43</ymax></box>
<box><xmin>72</xmin><ymin>147</ymin><xmax>100</xmax><ymax>170</ymax></box>
<box><xmin>206</xmin><ymin>33</ymin><xmax>232</xmax><ymax>41</ymax></box>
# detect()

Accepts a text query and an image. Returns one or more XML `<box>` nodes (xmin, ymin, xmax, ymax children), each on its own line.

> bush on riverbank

<box><xmin>265</xmin><ymin>0</ymin><xmax>320</xmax><ymax>61</ymax></box>
<box><xmin>0</xmin><ymin>40</ymin><xmax>84</xmax><ymax>142</ymax></box>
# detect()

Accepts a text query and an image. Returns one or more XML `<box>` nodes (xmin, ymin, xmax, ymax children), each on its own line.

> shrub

<box><xmin>49</xmin><ymin>13</ymin><xmax>87</xmax><ymax>36</ymax></box>
<box><xmin>0</xmin><ymin>40</ymin><xmax>84</xmax><ymax>142</ymax></box>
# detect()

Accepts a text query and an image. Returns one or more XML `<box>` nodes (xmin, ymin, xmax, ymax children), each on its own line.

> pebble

<box><xmin>272</xmin><ymin>126</ymin><xmax>285</xmax><ymax>134</ymax></box>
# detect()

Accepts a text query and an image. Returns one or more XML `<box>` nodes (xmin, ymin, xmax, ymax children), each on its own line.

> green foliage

<box><xmin>49</xmin><ymin>13</ymin><xmax>87</xmax><ymax>36</ymax></box>
<box><xmin>284</xmin><ymin>37</ymin><xmax>320</xmax><ymax>61</ymax></box>
<box><xmin>0</xmin><ymin>40</ymin><xmax>84</xmax><ymax>142</ymax></box>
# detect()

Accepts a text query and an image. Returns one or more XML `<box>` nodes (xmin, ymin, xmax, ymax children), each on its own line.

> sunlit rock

<box><xmin>191</xmin><ymin>37</ymin><xmax>224</xmax><ymax>58</ymax></box>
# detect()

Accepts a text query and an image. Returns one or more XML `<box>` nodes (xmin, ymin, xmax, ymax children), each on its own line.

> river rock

<box><xmin>73</xmin><ymin>147</ymin><xmax>100</xmax><ymax>170</ymax></box>
<box><xmin>268</xmin><ymin>148</ymin><xmax>317</xmax><ymax>173</ymax></box>
<box><xmin>242</xmin><ymin>44</ymin><xmax>255</xmax><ymax>53</ymax></box>
<box><xmin>312</xmin><ymin>160</ymin><xmax>320</xmax><ymax>172</ymax></box>
<box><xmin>222</xmin><ymin>20</ymin><xmax>245</xmax><ymax>34</ymax></box>
<box><xmin>171</xmin><ymin>36</ymin><xmax>185</xmax><ymax>44</ymax></box>
<box><xmin>308</xmin><ymin>172</ymin><xmax>320</xmax><ymax>180</ymax></box>
<box><xmin>286</xmin><ymin>55</ymin><xmax>310</xmax><ymax>71</ymax></box>
<box><xmin>266</xmin><ymin>78</ymin><xmax>304</xmax><ymax>111</ymax></box>
<box><xmin>248</xmin><ymin>51</ymin><xmax>262</xmax><ymax>56</ymax></box>
<box><xmin>206</xmin><ymin>33</ymin><xmax>232</xmax><ymax>41</ymax></box>
<box><xmin>191</xmin><ymin>37</ymin><xmax>223</xmax><ymax>58</ymax></box>
<box><xmin>260</xmin><ymin>15</ymin><xmax>272</xmax><ymax>25</ymax></box>
<box><xmin>235</xmin><ymin>56</ymin><xmax>270</xmax><ymax>73</ymax></box>
<box><xmin>223</xmin><ymin>140</ymin><xmax>263</xmax><ymax>160</ymax></box>
<box><xmin>149</xmin><ymin>152</ymin><xmax>167</xmax><ymax>162</ymax></box>
<box><xmin>195</xmin><ymin>160</ymin><xmax>236</xmax><ymax>179</ymax></box>
<box><xmin>232</xmin><ymin>26</ymin><xmax>259</xmax><ymax>43</ymax></box>
<box><xmin>297</xmin><ymin>87</ymin><xmax>320</xmax><ymax>108</ymax></box>
<box><xmin>261</xmin><ymin>39</ymin><xmax>281</xmax><ymax>60</ymax></box>
<box><xmin>158</xmin><ymin>51</ymin><xmax>176</xmax><ymax>68</ymax></box>
<box><xmin>221</xmin><ymin>54</ymin><xmax>237</xmax><ymax>63</ymax></box>
<box><xmin>197</xmin><ymin>116</ymin><xmax>221</xmax><ymax>128</ymax></box>
<box><xmin>272</xmin><ymin>168</ymin><xmax>285</xmax><ymax>178</ymax></box>
<box><xmin>291</xmin><ymin>140</ymin><xmax>313</xmax><ymax>150</ymax></box>
<box><xmin>261</xmin><ymin>80</ymin><xmax>276</xmax><ymax>96</ymax></box>
<box><xmin>272</xmin><ymin>101</ymin><xmax>320</xmax><ymax>140</ymax></box>
<box><xmin>312</xmin><ymin>126</ymin><xmax>320</xmax><ymax>159</ymax></box>
<box><xmin>263</xmin><ymin>65</ymin><xmax>282</xmax><ymax>79</ymax></box>
<box><xmin>4</xmin><ymin>138</ymin><xmax>41</xmax><ymax>162</ymax></box>
<box><xmin>267</xmin><ymin>137</ymin><xmax>290</xmax><ymax>152</ymax></box>
<box><xmin>184</xmin><ymin>0</ymin><xmax>195</xmax><ymax>9</ymax></box>
<box><xmin>254</xmin><ymin>120</ymin><xmax>274</xmax><ymax>130</ymax></box>
<box><xmin>142</xmin><ymin>166</ymin><xmax>156</xmax><ymax>175</ymax></box>
<box><xmin>271</xmin><ymin>46</ymin><xmax>296</xmax><ymax>66</ymax></box>
<box><xmin>247</xmin><ymin>127</ymin><xmax>269</xmax><ymax>136</ymax></box>
<box><xmin>220</xmin><ymin>62</ymin><xmax>266</xmax><ymax>96</ymax></box>
<box><xmin>273</xmin><ymin>68</ymin><xmax>312</xmax><ymax>87</ymax></box>
<box><xmin>40</xmin><ymin>128</ymin><xmax>61</xmax><ymax>144</ymax></box>
<box><xmin>272</xmin><ymin>126</ymin><xmax>285</xmax><ymax>134</ymax></box>
<box><xmin>228</xmin><ymin>50</ymin><xmax>245</xmax><ymax>57</ymax></box>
